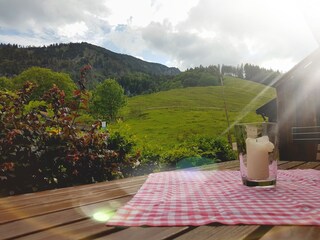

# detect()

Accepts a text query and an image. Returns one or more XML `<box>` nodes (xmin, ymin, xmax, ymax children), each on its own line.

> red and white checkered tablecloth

<box><xmin>106</xmin><ymin>170</ymin><xmax>320</xmax><ymax>226</ymax></box>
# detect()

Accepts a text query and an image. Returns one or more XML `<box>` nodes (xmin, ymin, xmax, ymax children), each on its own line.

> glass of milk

<box><xmin>234</xmin><ymin>122</ymin><xmax>278</xmax><ymax>187</ymax></box>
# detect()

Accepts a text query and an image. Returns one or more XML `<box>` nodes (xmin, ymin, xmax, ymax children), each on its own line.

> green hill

<box><xmin>110</xmin><ymin>76</ymin><xmax>276</xmax><ymax>149</ymax></box>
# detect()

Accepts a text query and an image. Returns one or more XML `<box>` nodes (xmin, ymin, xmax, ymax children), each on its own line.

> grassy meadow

<box><xmin>110</xmin><ymin>76</ymin><xmax>276</xmax><ymax>149</ymax></box>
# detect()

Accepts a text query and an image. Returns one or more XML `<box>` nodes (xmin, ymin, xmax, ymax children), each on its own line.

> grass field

<box><xmin>110</xmin><ymin>76</ymin><xmax>276</xmax><ymax>149</ymax></box>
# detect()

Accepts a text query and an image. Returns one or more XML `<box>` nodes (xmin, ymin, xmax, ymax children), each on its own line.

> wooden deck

<box><xmin>1</xmin><ymin>160</ymin><xmax>320</xmax><ymax>240</ymax></box>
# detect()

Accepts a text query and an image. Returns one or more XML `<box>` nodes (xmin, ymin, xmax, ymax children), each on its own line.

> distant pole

<box><xmin>219</xmin><ymin>66</ymin><xmax>232</xmax><ymax>146</ymax></box>
<box><xmin>101</xmin><ymin>121</ymin><xmax>107</xmax><ymax>129</ymax></box>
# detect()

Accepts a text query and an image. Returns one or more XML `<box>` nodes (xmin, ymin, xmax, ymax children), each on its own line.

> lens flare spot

<box><xmin>93</xmin><ymin>211</ymin><xmax>114</xmax><ymax>222</ymax></box>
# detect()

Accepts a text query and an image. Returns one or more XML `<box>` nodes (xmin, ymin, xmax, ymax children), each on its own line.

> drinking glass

<box><xmin>234</xmin><ymin>122</ymin><xmax>278</xmax><ymax>187</ymax></box>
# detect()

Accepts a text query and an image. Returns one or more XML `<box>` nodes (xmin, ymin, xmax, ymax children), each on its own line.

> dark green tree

<box><xmin>237</xmin><ymin>64</ymin><xmax>244</xmax><ymax>79</ymax></box>
<box><xmin>90</xmin><ymin>79</ymin><xmax>126</xmax><ymax>122</ymax></box>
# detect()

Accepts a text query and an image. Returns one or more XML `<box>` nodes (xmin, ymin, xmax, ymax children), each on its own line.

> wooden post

<box><xmin>219</xmin><ymin>73</ymin><xmax>232</xmax><ymax>146</ymax></box>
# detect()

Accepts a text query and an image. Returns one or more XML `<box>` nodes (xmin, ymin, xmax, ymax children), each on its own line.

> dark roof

<box><xmin>256</xmin><ymin>98</ymin><xmax>277</xmax><ymax>122</ymax></box>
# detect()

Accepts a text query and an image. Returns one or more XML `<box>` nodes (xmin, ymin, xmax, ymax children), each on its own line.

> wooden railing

<box><xmin>292</xmin><ymin>126</ymin><xmax>320</xmax><ymax>161</ymax></box>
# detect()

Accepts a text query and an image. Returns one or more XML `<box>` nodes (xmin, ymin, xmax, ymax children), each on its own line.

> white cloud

<box><xmin>0</xmin><ymin>0</ymin><xmax>112</xmax><ymax>47</ymax></box>
<box><xmin>105</xmin><ymin>0</ymin><xmax>199</xmax><ymax>27</ymax></box>
<box><xmin>0</xmin><ymin>0</ymin><xmax>319</xmax><ymax>72</ymax></box>
<box><xmin>139</xmin><ymin>0</ymin><xmax>320</xmax><ymax>71</ymax></box>
<box><xmin>58</xmin><ymin>22</ymin><xmax>89</xmax><ymax>38</ymax></box>
<box><xmin>108</xmin><ymin>25</ymin><xmax>146</xmax><ymax>55</ymax></box>
<box><xmin>0</xmin><ymin>0</ymin><xmax>110</xmax><ymax>29</ymax></box>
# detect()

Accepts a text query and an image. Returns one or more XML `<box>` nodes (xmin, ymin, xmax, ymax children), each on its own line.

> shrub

<box><xmin>107</xmin><ymin>131</ymin><xmax>139</xmax><ymax>177</ymax></box>
<box><xmin>133</xmin><ymin>145</ymin><xmax>162</xmax><ymax>175</ymax></box>
<box><xmin>182</xmin><ymin>135</ymin><xmax>236</xmax><ymax>161</ymax></box>
<box><xmin>209</xmin><ymin>137</ymin><xmax>237</xmax><ymax>161</ymax></box>
<box><xmin>125</xmin><ymin>136</ymin><xmax>236</xmax><ymax>174</ymax></box>
<box><xmin>139</xmin><ymin>136</ymin><xmax>236</xmax><ymax>171</ymax></box>
<box><xmin>195</xmin><ymin>136</ymin><xmax>236</xmax><ymax>161</ymax></box>
<box><xmin>161</xmin><ymin>146</ymin><xmax>200</xmax><ymax>169</ymax></box>
<box><xmin>0</xmin><ymin>81</ymin><xmax>137</xmax><ymax>196</ymax></box>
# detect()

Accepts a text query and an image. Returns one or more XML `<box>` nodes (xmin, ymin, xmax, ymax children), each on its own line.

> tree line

<box><xmin>118</xmin><ymin>65</ymin><xmax>221</xmax><ymax>96</ymax></box>
<box><xmin>0</xmin><ymin>43</ymin><xmax>282</xmax><ymax>96</ymax></box>
<box><xmin>221</xmin><ymin>63</ymin><xmax>281</xmax><ymax>85</ymax></box>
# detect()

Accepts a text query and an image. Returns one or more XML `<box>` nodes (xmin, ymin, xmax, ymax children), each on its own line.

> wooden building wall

<box><xmin>276</xmin><ymin>54</ymin><xmax>320</xmax><ymax>161</ymax></box>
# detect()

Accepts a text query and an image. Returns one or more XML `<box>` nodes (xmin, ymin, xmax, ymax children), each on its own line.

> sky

<box><xmin>0</xmin><ymin>0</ymin><xmax>319</xmax><ymax>72</ymax></box>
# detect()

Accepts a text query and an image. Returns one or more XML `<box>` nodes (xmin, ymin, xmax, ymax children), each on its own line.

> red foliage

<box><xmin>0</xmin><ymin>79</ymin><xmax>137</xmax><ymax>196</ymax></box>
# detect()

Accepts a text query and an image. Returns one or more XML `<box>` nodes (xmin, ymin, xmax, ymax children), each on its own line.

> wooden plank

<box><xmin>15</xmin><ymin>219</ymin><xmax>115</xmax><ymax>240</ymax></box>
<box><xmin>174</xmin><ymin>225</ymin><xmax>259</xmax><ymax>240</ymax></box>
<box><xmin>277</xmin><ymin>161</ymin><xmax>305</xmax><ymax>170</ymax></box>
<box><xmin>216</xmin><ymin>161</ymin><xmax>241</xmax><ymax>170</ymax></box>
<box><xmin>201</xmin><ymin>160</ymin><xmax>289</xmax><ymax>171</ymax></box>
<box><xmin>0</xmin><ymin>177</ymin><xmax>146</xmax><ymax>216</ymax></box>
<box><xmin>258</xmin><ymin>226</ymin><xmax>320</xmax><ymax>240</ymax></box>
<box><xmin>0</xmin><ymin>175</ymin><xmax>147</xmax><ymax>210</ymax></box>
<box><xmin>278</xmin><ymin>161</ymin><xmax>290</xmax><ymax>165</ymax></box>
<box><xmin>0</xmin><ymin>196</ymin><xmax>132</xmax><ymax>239</ymax></box>
<box><xmin>0</xmin><ymin>184</ymin><xmax>141</xmax><ymax>224</ymax></box>
<box><xmin>293</xmin><ymin>161</ymin><xmax>320</xmax><ymax>169</ymax></box>
<box><xmin>317</xmin><ymin>144</ymin><xmax>320</xmax><ymax>160</ymax></box>
<box><xmin>200</xmin><ymin>160</ymin><xmax>288</xmax><ymax>172</ymax></box>
<box><xmin>199</xmin><ymin>160</ymin><xmax>240</xmax><ymax>171</ymax></box>
<box><xmin>95</xmin><ymin>226</ymin><xmax>190</xmax><ymax>240</ymax></box>
<box><xmin>0</xmin><ymin>208</ymin><xmax>87</xmax><ymax>239</ymax></box>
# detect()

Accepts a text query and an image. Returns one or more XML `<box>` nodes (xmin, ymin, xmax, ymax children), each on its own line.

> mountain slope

<box><xmin>111</xmin><ymin>76</ymin><xmax>276</xmax><ymax>148</ymax></box>
<box><xmin>0</xmin><ymin>42</ymin><xmax>180</xmax><ymax>88</ymax></box>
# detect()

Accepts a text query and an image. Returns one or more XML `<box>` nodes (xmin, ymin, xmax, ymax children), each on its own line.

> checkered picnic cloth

<box><xmin>106</xmin><ymin>170</ymin><xmax>320</xmax><ymax>226</ymax></box>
